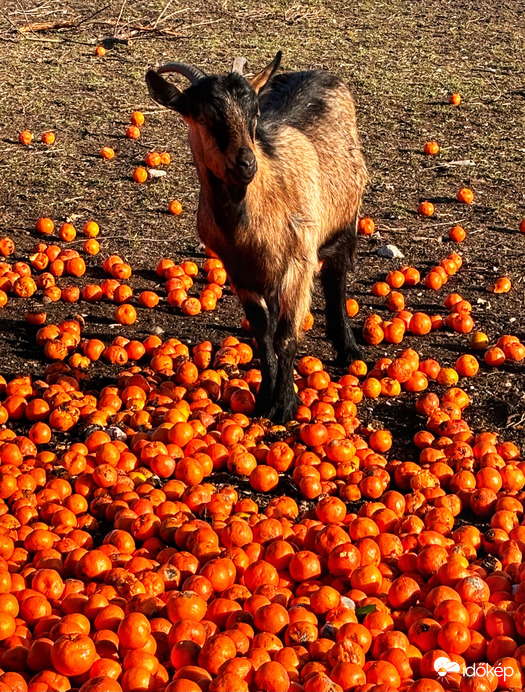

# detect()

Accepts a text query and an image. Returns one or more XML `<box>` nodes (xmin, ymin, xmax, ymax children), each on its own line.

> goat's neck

<box><xmin>199</xmin><ymin>148</ymin><xmax>271</xmax><ymax>235</ymax></box>
<box><xmin>201</xmin><ymin>171</ymin><xmax>248</xmax><ymax>238</ymax></box>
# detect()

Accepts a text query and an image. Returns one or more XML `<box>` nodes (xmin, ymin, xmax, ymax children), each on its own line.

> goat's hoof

<box><xmin>270</xmin><ymin>397</ymin><xmax>300</xmax><ymax>425</ymax></box>
<box><xmin>255</xmin><ymin>391</ymin><xmax>300</xmax><ymax>424</ymax></box>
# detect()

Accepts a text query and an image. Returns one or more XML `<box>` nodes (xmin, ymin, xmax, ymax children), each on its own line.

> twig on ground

<box><xmin>160</xmin><ymin>7</ymin><xmax>190</xmax><ymax>23</ymax></box>
<box><xmin>28</xmin><ymin>149</ymin><xmax>65</xmax><ymax>155</ymax></box>
<box><xmin>18</xmin><ymin>20</ymin><xmax>75</xmax><ymax>33</ymax></box>
<box><xmin>75</xmin><ymin>4</ymin><xmax>110</xmax><ymax>28</ymax></box>
<box><xmin>473</xmin><ymin>65</ymin><xmax>514</xmax><ymax>74</ymax></box>
<box><xmin>0</xmin><ymin>9</ymin><xmax>24</xmax><ymax>34</ymax></box>
<box><xmin>506</xmin><ymin>412</ymin><xmax>525</xmax><ymax>429</ymax></box>
<box><xmin>113</xmin><ymin>0</ymin><xmax>127</xmax><ymax>37</ymax></box>
<box><xmin>423</xmin><ymin>160</ymin><xmax>476</xmax><ymax>170</ymax></box>
<box><xmin>377</xmin><ymin>220</ymin><xmax>465</xmax><ymax>232</ymax></box>
<box><xmin>153</xmin><ymin>0</ymin><xmax>173</xmax><ymax>28</ymax></box>
<box><xmin>15</xmin><ymin>0</ymin><xmax>38</xmax><ymax>36</ymax></box>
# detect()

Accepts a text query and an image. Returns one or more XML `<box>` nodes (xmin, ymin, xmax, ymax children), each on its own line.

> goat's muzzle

<box><xmin>227</xmin><ymin>147</ymin><xmax>257</xmax><ymax>186</ymax></box>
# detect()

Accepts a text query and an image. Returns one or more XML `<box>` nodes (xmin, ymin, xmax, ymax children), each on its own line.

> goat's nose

<box><xmin>237</xmin><ymin>148</ymin><xmax>256</xmax><ymax>170</ymax></box>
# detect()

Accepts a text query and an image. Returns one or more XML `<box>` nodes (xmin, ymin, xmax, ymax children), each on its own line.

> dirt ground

<box><xmin>0</xmin><ymin>0</ymin><xmax>524</xmax><ymax>452</ymax></box>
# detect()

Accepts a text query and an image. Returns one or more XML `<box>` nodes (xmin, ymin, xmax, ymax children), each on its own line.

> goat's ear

<box><xmin>249</xmin><ymin>51</ymin><xmax>282</xmax><ymax>95</ymax></box>
<box><xmin>146</xmin><ymin>70</ymin><xmax>189</xmax><ymax>115</ymax></box>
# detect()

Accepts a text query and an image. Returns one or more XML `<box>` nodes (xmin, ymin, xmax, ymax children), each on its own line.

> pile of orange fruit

<box><xmin>0</xmin><ymin>321</ymin><xmax>522</xmax><ymax>691</ymax></box>
<box><xmin>2</xmin><ymin>97</ymin><xmax>523</xmax><ymax>692</ymax></box>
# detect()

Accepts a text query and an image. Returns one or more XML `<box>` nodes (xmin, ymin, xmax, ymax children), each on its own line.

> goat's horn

<box><xmin>232</xmin><ymin>57</ymin><xmax>248</xmax><ymax>75</ymax></box>
<box><xmin>156</xmin><ymin>62</ymin><xmax>206</xmax><ymax>84</ymax></box>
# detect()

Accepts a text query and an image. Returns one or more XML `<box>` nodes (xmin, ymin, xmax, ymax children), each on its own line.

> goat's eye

<box><xmin>196</xmin><ymin>116</ymin><xmax>207</xmax><ymax>126</ymax></box>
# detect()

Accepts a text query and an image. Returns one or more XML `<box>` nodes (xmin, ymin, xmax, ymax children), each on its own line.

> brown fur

<box><xmin>191</xmin><ymin>82</ymin><xmax>367</xmax><ymax>339</ymax></box>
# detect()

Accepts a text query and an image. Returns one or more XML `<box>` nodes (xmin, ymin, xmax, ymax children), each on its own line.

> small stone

<box><xmin>377</xmin><ymin>244</ymin><xmax>405</xmax><ymax>259</ymax></box>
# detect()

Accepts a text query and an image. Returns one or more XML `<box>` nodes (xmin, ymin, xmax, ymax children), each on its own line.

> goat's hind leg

<box><xmin>320</xmin><ymin>224</ymin><xmax>362</xmax><ymax>363</ymax></box>
<box><xmin>240</xmin><ymin>293</ymin><xmax>278</xmax><ymax>418</ymax></box>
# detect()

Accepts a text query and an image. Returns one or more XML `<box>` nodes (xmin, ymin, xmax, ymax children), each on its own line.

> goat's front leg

<box><xmin>271</xmin><ymin>316</ymin><xmax>300</xmax><ymax>424</ymax></box>
<box><xmin>239</xmin><ymin>292</ymin><xmax>278</xmax><ymax>418</ymax></box>
<box><xmin>271</xmin><ymin>265</ymin><xmax>314</xmax><ymax>424</ymax></box>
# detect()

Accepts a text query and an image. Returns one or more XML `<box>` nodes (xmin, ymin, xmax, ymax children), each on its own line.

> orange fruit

<box><xmin>181</xmin><ymin>298</ymin><xmax>201</xmax><ymax>316</ymax></box>
<box><xmin>490</xmin><ymin>277</ymin><xmax>511</xmax><ymax>293</ymax></box>
<box><xmin>410</xmin><ymin>313</ymin><xmax>432</xmax><ymax>335</ymax></box>
<box><xmin>372</xmin><ymin>282</ymin><xmax>390</xmax><ymax>297</ymax></box>
<box><xmin>358</xmin><ymin>218</ymin><xmax>375</xmax><ymax>235</ymax></box>
<box><xmin>455</xmin><ymin>354</ymin><xmax>479</xmax><ymax>377</ymax></box>
<box><xmin>484</xmin><ymin>347</ymin><xmax>505</xmax><ymax>367</ymax></box>
<box><xmin>51</xmin><ymin>634</ymin><xmax>96</xmax><ymax>676</ymax></box>
<box><xmin>144</xmin><ymin>152</ymin><xmax>161</xmax><ymax>167</ymax></box>
<box><xmin>19</xmin><ymin>130</ymin><xmax>33</xmax><ymax>145</ymax></box>
<box><xmin>126</xmin><ymin>126</ymin><xmax>141</xmax><ymax>139</ymax></box>
<box><xmin>449</xmin><ymin>225</ymin><xmax>466</xmax><ymax>242</ymax></box>
<box><xmin>41</xmin><ymin>131</ymin><xmax>55</xmax><ymax>145</ymax></box>
<box><xmin>456</xmin><ymin>188</ymin><xmax>474</xmax><ymax>204</ymax></box>
<box><xmin>469</xmin><ymin>332</ymin><xmax>489</xmax><ymax>350</ymax></box>
<box><xmin>418</xmin><ymin>201</ymin><xmax>434</xmax><ymax>217</ymax></box>
<box><xmin>58</xmin><ymin>223</ymin><xmax>76</xmax><ymax>242</ymax></box>
<box><xmin>169</xmin><ymin>200</ymin><xmax>183</xmax><ymax>215</ymax></box>
<box><xmin>133</xmin><ymin>167</ymin><xmax>148</xmax><ymax>183</ymax></box>
<box><xmin>131</xmin><ymin>111</ymin><xmax>145</xmax><ymax>126</ymax></box>
<box><xmin>0</xmin><ymin>237</ymin><xmax>15</xmax><ymax>257</ymax></box>
<box><xmin>115</xmin><ymin>304</ymin><xmax>137</xmax><ymax>325</ymax></box>
<box><xmin>83</xmin><ymin>239</ymin><xmax>100</xmax><ymax>255</ymax></box>
<box><xmin>101</xmin><ymin>147</ymin><xmax>115</xmax><ymax>160</ymax></box>
<box><xmin>36</xmin><ymin>217</ymin><xmax>54</xmax><ymax>235</ymax></box>
<box><xmin>83</xmin><ymin>221</ymin><xmax>100</xmax><ymax>237</ymax></box>
<box><xmin>424</xmin><ymin>271</ymin><xmax>443</xmax><ymax>290</ymax></box>
<box><xmin>423</xmin><ymin>141</ymin><xmax>439</xmax><ymax>155</ymax></box>
<box><xmin>345</xmin><ymin>298</ymin><xmax>359</xmax><ymax>317</ymax></box>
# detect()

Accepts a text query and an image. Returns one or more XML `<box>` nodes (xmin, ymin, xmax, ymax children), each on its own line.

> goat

<box><xmin>146</xmin><ymin>52</ymin><xmax>367</xmax><ymax>423</ymax></box>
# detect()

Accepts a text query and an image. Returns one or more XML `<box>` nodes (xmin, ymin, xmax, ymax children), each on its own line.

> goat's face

<box><xmin>146</xmin><ymin>53</ymin><xmax>281</xmax><ymax>187</ymax></box>
<box><xmin>185</xmin><ymin>75</ymin><xmax>259</xmax><ymax>186</ymax></box>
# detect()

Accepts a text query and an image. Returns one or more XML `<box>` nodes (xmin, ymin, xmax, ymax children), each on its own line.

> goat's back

<box><xmin>260</xmin><ymin>72</ymin><xmax>344</xmax><ymax>130</ymax></box>
<box><xmin>260</xmin><ymin>71</ymin><xmax>362</xmax><ymax>151</ymax></box>
<box><xmin>256</xmin><ymin>70</ymin><xmax>367</xmax><ymax>242</ymax></box>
